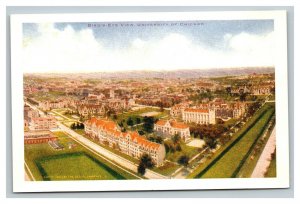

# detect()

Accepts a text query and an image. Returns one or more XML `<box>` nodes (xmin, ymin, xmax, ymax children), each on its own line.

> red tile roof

<box><xmin>86</xmin><ymin>117</ymin><xmax>160</xmax><ymax>150</ymax></box>
<box><xmin>156</xmin><ymin>120</ymin><xmax>167</xmax><ymax>126</ymax></box>
<box><xmin>170</xmin><ymin>121</ymin><xmax>189</xmax><ymax>129</ymax></box>
<box><xmin>156</xmin><ymin>120</ymin><xmax>189</xmax><ymax>129</ymax></box>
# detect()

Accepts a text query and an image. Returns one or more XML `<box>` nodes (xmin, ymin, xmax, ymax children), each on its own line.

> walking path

<box><xmin>251</xmin><ymin>126</ymin><xmax>276</xmax><ymax>178</ymax></box>
<box><xmin>58</xmin><ymin>122</ymin><xmax>167</xmax><ymax>179</ymax></box>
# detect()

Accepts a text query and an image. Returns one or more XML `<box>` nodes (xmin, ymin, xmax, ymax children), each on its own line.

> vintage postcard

<box><xmin>10</xmin><ymin>11</ymin><xmax>289</xmax><ymax>192</ymax></box>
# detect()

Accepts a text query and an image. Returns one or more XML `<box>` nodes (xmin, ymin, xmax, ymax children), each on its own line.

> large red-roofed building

<box><xmin>84</xmin><ymin>117</ymin><xmax>165</xmax><ymax>166</ymax></box>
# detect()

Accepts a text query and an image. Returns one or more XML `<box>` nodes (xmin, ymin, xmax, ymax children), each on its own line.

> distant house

<box><xmin>39</xmin><ymin>100</ymin><xmax>67</xmax><ymax>111</ymax></box>
<box><xmin>78</xmin><ymin>104</ymin><xmax>105</xmax><ymax>117</ymax></box>
<box><xmin>170</xmin><ymin>102</ymin><xmax>190</xmax><ymax>118</ymax></box>
<box><xmin>29</xmin><ymin>116</ymin><xmax>58</xmax><ymax>131</ymax></box>
<box><xmin>196</xmin><ymin>81</ymin><xmax>217</xmax><ymax>92</ymax></box>
<box><xmin>231</xmin><ymin>86</ymin><xmax>250</xmax><ymax>94</ymax></box>
<box><xmin>213</xmin><ymin>102</ymin><xmax>246</xmax><ymax>119</ymax></box>
<box><xmin>251</xmin><ymin>85</ymin><xmax>273</xmax><ymax>95</ymax></box>
<box><xmin>154</xmin><ymin>120</ymin><xmax>191</xmax><ymax>142</ymax></box>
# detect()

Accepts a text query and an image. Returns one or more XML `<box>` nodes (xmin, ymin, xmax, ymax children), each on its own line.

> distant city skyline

<box><xmin>23</xmin><ymin>20</ymin><xmax>274</xmax><ymax>73</ymax></box>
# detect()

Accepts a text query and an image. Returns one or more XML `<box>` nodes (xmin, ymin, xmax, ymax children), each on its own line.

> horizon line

<box><xmin>23</xmin><ymin>66</ymin><xmax>275</xmax><ymax>74</ymax></box>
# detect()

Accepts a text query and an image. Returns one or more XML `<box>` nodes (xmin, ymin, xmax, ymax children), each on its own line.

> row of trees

<box><xmin>125</xmin><ymin>117</ymin><xmax>142</xmax><ymax>127</ymax></box>
<box><xmin>190</xmin><ymin>124</ymin><xmax>230</xmax><ymax>149</ymax></box>
<box><xmin>70</xmin><ymin>122</ymin><xmax>84</xmax><ymax>130</ymax></box>
<box><xmin>147</xmin><ymin>135</ymin><xmax>163</xmax><ymax>144</ymax></box>
<box><xmin>118</xmin><ymin>116</ymin><xmax>156</xmax><ymax>134</ymax></box>
<box><xmin>246</xmin><ymin>102</ymin><xmax>261</xmax><ymax>117</ymax></box>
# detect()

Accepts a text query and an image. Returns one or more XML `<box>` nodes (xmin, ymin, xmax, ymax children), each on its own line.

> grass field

<box><xmin>165</xmin><ymin>142</ymin><xmax>200</xmax><ymax>163</ymax></box>
<box><xmin>36</xmin><ymin>152</ymin><xmax>125</xmax><ymax>180</ymax></box>
<box><xmin>25</xmin><ymin>131</ymin><xmax>139</xmax><ymax>181</ymax></box>
<box><xmin>188</xmin><ymin>103</ymin><xmax>275</xmax><ymax>178</ymax></box>
<box><xmin>152</xmin><ymin>161</ymin><xmax>180</xmax><ymax>176</ymax></box>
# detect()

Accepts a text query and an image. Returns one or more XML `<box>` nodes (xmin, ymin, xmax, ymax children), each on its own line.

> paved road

<box><xmin>251</xmin><ymin>126</ymin><xmax>276</xmax><ymax>178</ymax></box>
<box><xmin>58</xmin><ymin>122</ymin><xmax>167</xmax><ymax>179</ymax></box>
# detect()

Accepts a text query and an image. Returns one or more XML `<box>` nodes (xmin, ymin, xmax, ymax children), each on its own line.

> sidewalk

<box><xmin>251</xmin><ymin>126</ymin><xmax>276</xmax><ymax>178</ymax></box>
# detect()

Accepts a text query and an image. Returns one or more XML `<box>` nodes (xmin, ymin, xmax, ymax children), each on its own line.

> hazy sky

<box><xmin>22</xmin><ymin>20</ymin><xmax>274</xmax><ymax>73</ymax></box>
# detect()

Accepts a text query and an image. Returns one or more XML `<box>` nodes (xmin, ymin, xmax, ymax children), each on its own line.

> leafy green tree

<box><xmin>175</xmin><ymin>144</ymin><xmax>182</xmax><ymax>151</ymax></box>
<box><xmin>172</xmin><ymin>134</ymin><xmax>181</xmax><ymax>144</ymax></box>
<box><xmin>240</xmin><ymin>92</ymin><xmax>248</xmax><ymax>101</ymax></box>
<box><xmin>140</xmin><ymin>153</ymin><xmax>154</xmax><ymax>169</ymax></box>
<box><xmin>226</xmin><ymin>87</ymin><xmax>232</xmax><ymax>95</ymax></box>
<box><xmin>178</xmin><ymin>155</ymin><xmax>189</xmax><ymax>166</ymax></box>
<box><xmin>136</xmin><ymin>117</ymin><xmax>141</xmax><ymax>124</ymax></box>
<box><xmin>137</xmin><ymin>164</ymin><xmax>146</xmax><ymax>175</ymax></box>
<box><xmin>205</xmin><ymin>137</ymin><xmax>217</xmax><ymax>149</ymax></box>
<box><xmin>113</xmin><ymin>114</ymin><xmax>118</xmax><ymax>120</ymax></box>
<box><xmin>79</xmin><ymin>123</ymin><xmax>84</xmax><ymax>129</ymax></box>
<box><xmin>127</xmin><ymin>117</ymin><xmax>134</xmax><ymax>126</ymax></box>
<box><xmin>156</xmin><ymin>136</ymin><xmax>163</xmax><ymax>144</ymax></box>
<box><xmin>247</xmin><ymin>102</ymin><xmax>261</xmax><ymax>116</ymax></box>
<box><xmin>143</xmin><ymin>116</ymin><xmax>155</xmax><ymax>133</ymax></box>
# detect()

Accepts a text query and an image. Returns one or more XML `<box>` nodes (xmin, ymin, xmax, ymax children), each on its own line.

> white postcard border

<box><xmin>10</xmin><ymin>11</ymin><xmax>289</xmax><ymax>192</ymax></box>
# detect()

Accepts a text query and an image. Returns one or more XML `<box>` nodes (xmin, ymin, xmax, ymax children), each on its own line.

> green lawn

<box><xmin>32</xmin><ymin>91</ymin><xmax>66</xmax><ymax>101</ymax></box>
<box><xmin>152</xmin><ymin>161</ymin><xmax>180</xmax><ymax>176</ymax></box>
<box><xmin>25</xmin><ymin>131</ymin><xmax>139</xmax><ymax>181</ymax></box>
<box><xmin>188</xmin><ymin>103</ymin><xmax>275</xmax><ymax>178</ymax></box>
<box><xmin>165</xmin><ymin>142</ymin><xmax>199</xmax><ymax>163</ymax></box>
<box><xmin>36</xmin><ymin>152</ymin><xmax>125</xmax><ymax>180</ymax></box>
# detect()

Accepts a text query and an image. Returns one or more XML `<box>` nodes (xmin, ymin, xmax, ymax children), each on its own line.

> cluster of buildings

<box><xmin>24</xmin><ymin>104</ymin><xmax>58</xmax><ymax>131</ymax></box>
<box><xmin>230</xmin><ymin>83</ymin><xmax>275</xmax><ymax>96</ymax></box>
<box><xmin>38</xmin><ymin>99</ymin><xmax>69</xmax><ymax>111</ymax></box>
<box><xmin>170</xmin><ymin>99</ymin><xmax>246</xmax><ymax>125</ymax></box>
<box><xmin>32</xmin><ymin>89</ymin><xmax>135</xmax><ymax>117</ymax></box>
<box><xmin>84</xmin><ymin>117</ymin><xmax>166</xmax><ymax>166</ymax></box>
